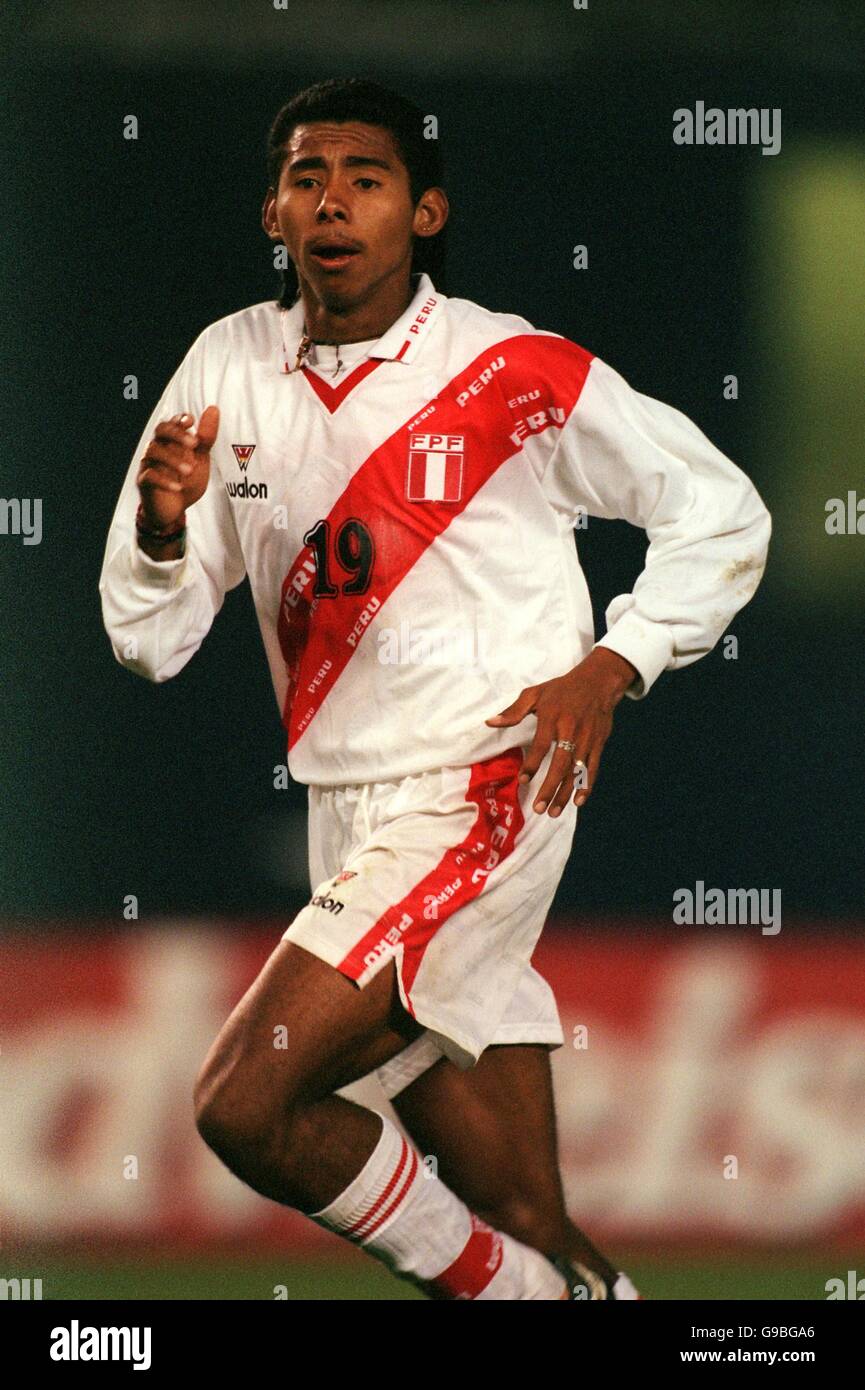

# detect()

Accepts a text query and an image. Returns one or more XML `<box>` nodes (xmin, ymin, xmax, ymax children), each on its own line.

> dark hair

<box><xmin>265</xmin><ymin>77</ymin><xmax>447</xmax><ymax>307</ymax></box>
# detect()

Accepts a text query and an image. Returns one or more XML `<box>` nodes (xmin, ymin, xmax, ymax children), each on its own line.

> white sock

<box><xmin>309</xmin><ymin>1113</ymin><xmax>568</xmax><ymax>1300</ymax></box>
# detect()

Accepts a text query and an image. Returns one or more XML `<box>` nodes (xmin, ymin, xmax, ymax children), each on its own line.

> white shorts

<box><xmin>282</xmin><ymin>744</ymin><xmax>578</xmax><ymax>1096</ymax></box>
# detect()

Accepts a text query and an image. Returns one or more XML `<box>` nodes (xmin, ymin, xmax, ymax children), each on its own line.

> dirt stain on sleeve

<box><xmin>722</xmin><ymin>555</ymin><xmax>760</xmax><ymax>584</ymax></box>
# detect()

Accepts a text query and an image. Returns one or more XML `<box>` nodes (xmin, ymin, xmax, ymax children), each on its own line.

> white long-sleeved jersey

<box><xmin>99</xmin><ymin>272</ymin><xmax>772</xmax><ymax>787</ymax></box>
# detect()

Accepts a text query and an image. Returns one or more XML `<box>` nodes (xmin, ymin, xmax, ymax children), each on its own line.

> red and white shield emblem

<box><xmin>407</xmin><ymin>433</ymin><xmax>464</xmax><ymax>502</ymax></box>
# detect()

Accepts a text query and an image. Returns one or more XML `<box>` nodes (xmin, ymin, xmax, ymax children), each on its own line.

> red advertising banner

<box><xmin>1</xmin><ymin>924</ymin><xmax>864</xmax><ymax>1249</ymax></box>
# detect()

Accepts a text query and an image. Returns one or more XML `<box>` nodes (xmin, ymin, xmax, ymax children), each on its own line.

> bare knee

<box><xmin>195</xmin><ymin>1064</ymin><xmax>266</xmax><ymax>1162</ymax></box>
<box><xmin>193</xmin><ymin>942</ymin><xmax>407</xmax><ymax>1154</ymax></box>
<box><xmin>193</xmin><ymin>1045</ymin><xmax>303</xmax><ymax>1172</ymax></box>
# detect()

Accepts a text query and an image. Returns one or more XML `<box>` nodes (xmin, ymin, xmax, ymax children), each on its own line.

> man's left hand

<box><xmin>485</xmin><ymin>648</ymin><xmax>639</xmax><ymax>816</ymax></box>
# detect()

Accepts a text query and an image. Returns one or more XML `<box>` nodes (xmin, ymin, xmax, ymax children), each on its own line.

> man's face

<box><xmin>263</xmin><ymin>121</ymin><xmax>438</xmax><ymax>311</ymax></box>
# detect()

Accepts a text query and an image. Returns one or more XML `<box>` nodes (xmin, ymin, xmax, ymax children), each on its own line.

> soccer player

<box><xmin>100</xmin><ymin>78</ymin><xmax>771</xmax><ymax>1300</ymax></box>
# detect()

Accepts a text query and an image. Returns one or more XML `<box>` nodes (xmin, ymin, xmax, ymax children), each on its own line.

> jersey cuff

<box><xmin>128</xmin><ymin>533</ymin><xmax>189</xmax><ymax>589</ymax></box>
<box><xmin>592</xmin><ymin>612</ymin><xmax>674</xmax><ymax>700</ymax></box>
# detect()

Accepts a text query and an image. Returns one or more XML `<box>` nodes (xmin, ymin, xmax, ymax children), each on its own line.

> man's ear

<box><xmin>261</xmin><ymin>188</ymin><xmax>279</xmax><ymax>239</ymax></box>
<box><xmin>413</xmin><ymin>187</ymin><xmax>449</xmax><ymax>240</ymax></box>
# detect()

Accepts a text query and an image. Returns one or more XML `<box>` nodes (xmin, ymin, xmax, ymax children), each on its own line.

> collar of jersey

<box><xmin>280</xmin><ymin>271</ymin><xmax>444</xmax><ymax>372</ymax></box>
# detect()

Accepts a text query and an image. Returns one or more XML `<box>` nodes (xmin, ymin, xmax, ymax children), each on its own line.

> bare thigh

<box><xmin>194</xmin><ymin>939</ymin><xmax>425</xmax><ymax>1126</ymax></box>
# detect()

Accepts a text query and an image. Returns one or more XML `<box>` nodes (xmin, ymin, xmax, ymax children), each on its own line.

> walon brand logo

<box><xmin>310</xmin><ymin>892</ymin><xmax>344</xmax><ymax>915</ymax></box>
<box><xmin>227</xmin><ymin>443</ymin><xmax>267</xmax><ymax>499</ymax></box>
<box><xmin>232</xmin><ymin>444</ymin><xmax>256</xmax><ymax>472</ymax></box>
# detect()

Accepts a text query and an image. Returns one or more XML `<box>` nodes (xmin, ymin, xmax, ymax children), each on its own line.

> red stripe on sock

<box><xmin>344</xmin><ymin>1136</ymin><xmax>413</xmax><ymax>1241</ymax></box>
<box><xmin>358</xmin><ymin>1146</ymin><xmax>419</xmax><ymax>1242</ymax></box>
<box><xmin>424</xmin><ymin>1214</ymin><xmax>504</xmax><ymax>1299</ymax></box>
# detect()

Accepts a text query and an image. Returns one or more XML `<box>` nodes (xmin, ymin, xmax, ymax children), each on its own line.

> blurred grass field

<box><xmin>6</xmin><ymin>1251</ymin><xmax>845</xmax><ymax>1300</ymax></box>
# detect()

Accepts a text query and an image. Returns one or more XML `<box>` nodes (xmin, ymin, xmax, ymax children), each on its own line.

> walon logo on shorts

<box><xmin>310</xmin><ymin>892</ymin><xmax>344</xmax><ymax>915</ymax></box>
<box><xmin>407</xmin><ymin>433</ymin><xmax>464</xmax><ymax>502</ymax></box>
<box><xmin>226</xmin><ymin>443</ymin><xmax>268</xmax><ymax>499</ymax></box>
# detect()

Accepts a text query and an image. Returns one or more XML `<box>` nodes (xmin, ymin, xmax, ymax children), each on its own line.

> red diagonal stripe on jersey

<box><xmin>336</xmin><ymin>747</ymin><xmax>525</xmax><ymax>1003</ymax></box>
<box><xmin>423</xmin><ymin>1215</ymin><xmax>504</xmax><ymax>1300</ymax></box>
<box><xmin>277</xmin><ymin>334</ymin><xmax>593</xmax><ymax>749</ymax></box>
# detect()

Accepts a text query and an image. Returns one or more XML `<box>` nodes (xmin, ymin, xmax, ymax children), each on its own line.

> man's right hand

<box><xmin>136</xmin><ymin>406</ymin><xmax>220</xmax><ymax>531</ymax></box>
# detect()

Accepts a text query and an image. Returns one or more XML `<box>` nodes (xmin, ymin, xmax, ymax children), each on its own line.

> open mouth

<box><xmin>309</xmin><ymin>242</ymin><xmax>361</xmax><ymax>268</ymax></box>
